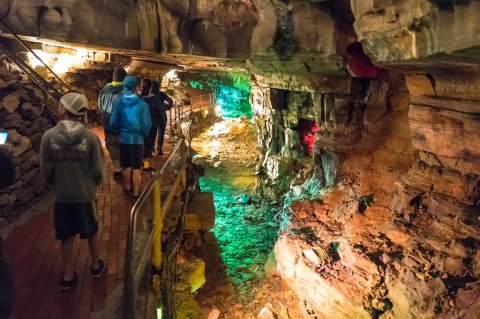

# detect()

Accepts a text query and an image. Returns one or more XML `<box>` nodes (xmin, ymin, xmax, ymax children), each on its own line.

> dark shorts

<box><xmin>104</xmin><ymin>129</ymin><xmax>120</xmax><ymax>161</ymax></box>
<box><xmin>120</xmin><ymin>143</ymin><xmax>144</xmax><ymax>169</ymax></box>
<box><xmin>54</xmin><ymin>201</ymin><xmax>98</xmax><ymax>240</ymax></box>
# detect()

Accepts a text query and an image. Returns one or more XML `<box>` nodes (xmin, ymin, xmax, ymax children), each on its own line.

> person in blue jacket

<box><xmin>110</xmin><ymin>75</ymin><xmax>152</xmax><ymax>201</ymax></box>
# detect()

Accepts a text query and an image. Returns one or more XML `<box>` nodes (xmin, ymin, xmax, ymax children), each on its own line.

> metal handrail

<box><xmin>0</xmin><ymin>19</ymin><xmax>70</xmax><ymax>91</ymax></box>
<box><xmin>124</xmin><ymin>120</ymin><xmax>192</xmax><ymax>319</ymax></box>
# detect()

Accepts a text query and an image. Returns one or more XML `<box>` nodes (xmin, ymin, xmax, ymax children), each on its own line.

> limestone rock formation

<box><xmin>0</xmin><ymin>65</ymin><xmax>53</xmax><ymax>219</ymax></box>
<box><xmin>352</xmin><ymin>0</ymin><xmax>480</xmax><ymax>65</ymax></box>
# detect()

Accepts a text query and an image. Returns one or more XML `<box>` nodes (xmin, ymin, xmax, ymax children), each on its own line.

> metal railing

<box><xmin>0</xmin><ymin>19</ymin><xmax>69</xmax><ymax>91</ymax></box>
<box><xmin>0</xmin><ymin>19</ymin><xmax>68</xmax><ymax>124</ymax></box>
<box><xmin>124</xmin><ymin>120</ymin><xmax>192</xmax><ymax>319</ymax></box>
<box><xmin>168</xmin><ymin>92</ymin><xmax>215</xmax><ymax>137</ymax></box>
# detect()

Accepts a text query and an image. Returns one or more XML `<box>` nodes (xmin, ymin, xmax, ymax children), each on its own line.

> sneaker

<box><xmin>60</xmin><ymin>271</ymin><xmax>78</xmax><ymax>291</ymax></box>
<box><xmin>123</xmin><ymin>188</ymin><xmax>132</xmax><ymax>198</ymax></box>
<box><xmin>90</xmin><ymin>259</ymin><xmax>107</xmax><ymax>278</ymax></box>
<box><xmin>113</xmin><ymin>171</ymin><xmax>123</xmax><ymax>180</ymax></box>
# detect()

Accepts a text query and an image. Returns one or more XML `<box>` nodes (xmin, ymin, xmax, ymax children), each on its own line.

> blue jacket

<box><xmin>110</xmin><ymin>93</ymin><xmax>152</xmax><ymax>144</ymax></box>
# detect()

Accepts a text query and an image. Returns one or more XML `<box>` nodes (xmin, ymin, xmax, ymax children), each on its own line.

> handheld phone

<box><xmin>0</xmin><ymin>130</ymin><xmax>8</xmax><ymax>145</ymax></box>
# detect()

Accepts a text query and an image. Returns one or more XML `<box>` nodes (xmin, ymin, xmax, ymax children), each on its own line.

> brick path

<box><xmin>3</xmin><ymin>127</ymin><xmax>171</xmax><ymax>319</ymax></box>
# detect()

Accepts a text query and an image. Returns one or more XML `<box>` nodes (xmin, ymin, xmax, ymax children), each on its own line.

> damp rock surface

<box><xmin>274</xmin><ymin>71</ymin><xmax>480</xmax><ymax>319</ymax></box>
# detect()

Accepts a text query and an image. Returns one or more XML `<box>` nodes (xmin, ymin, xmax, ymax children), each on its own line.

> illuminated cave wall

<box><xmin>251</xmin><ymin>75</ymin><xmax>369</xmax><ymax>198</ymax></box>
<box><xmin>215</xmin><ymin>85</ymin><xmax>253</xmax><ymax>119</ymax></box>
<box><xmin>0</xmin><ymin>62</ymin><xmax>54</xmax><ymax>220</ymax></box>
<box><xmin>187</xmin><ymin>72</ymin><xmax>253</xmax><ymax>119</ymax></box>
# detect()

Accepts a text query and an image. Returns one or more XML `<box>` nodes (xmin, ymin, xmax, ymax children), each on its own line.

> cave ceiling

<box><xmin>0</xmin><ymin>0</ymin><xmax>479</xmax><ymax>77</ymax></box>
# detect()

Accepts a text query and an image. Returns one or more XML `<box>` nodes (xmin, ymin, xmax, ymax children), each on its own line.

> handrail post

<box><xmin>122</xmin><ymin>121</ymin><xmax>192</xmax><ymax>319</ymax></box>
<box><xmin>152</xmin><ymin>176</ymin><xmax>163</xmax><ymax>269</ymax></box>
<box><xmin>180</xmin><ymin>139</ymin><xmax>187</xmax><ymax>189</ymax></box>
<box><xmin>169</xmin><ymin>108</ymin><xmax>173</xmax><ymax>137</ymax></box>
<box><xmin>124</xmin><ymin>225</ymin><xmax>136</xmax><ymax>318</ymax></box>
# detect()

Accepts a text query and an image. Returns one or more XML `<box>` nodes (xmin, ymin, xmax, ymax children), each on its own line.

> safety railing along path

<box><xmin>123</xmin><ymin>120</ymin><xmax>193</xmax><ymax>319</ymax></box>
<box><xmin>0</xmin><ymin>19</ymin><xmax>68</xmax><ymax>123</ymax></box>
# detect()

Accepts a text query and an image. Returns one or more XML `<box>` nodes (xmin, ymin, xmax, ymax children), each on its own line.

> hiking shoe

<box><xmin>60</xmin><ymin>271</ymin><xmax>78</xmax><ymax>291</ymax></box>
<box><xmin>123</xmin><ymin>188</ymin><xmax>132</xmax><ymax>198</ymax></box>
<box><xmin>113</xmin><ymin>171</ymin><xmax>123</xmax><ymax>180</ymax></box>
<box><xmin>90</xmin><ymin>259</ymin><xmax>107</xmax><ymax>278</ymax></box>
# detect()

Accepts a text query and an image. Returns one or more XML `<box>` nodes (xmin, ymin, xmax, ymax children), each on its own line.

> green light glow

<box><xmin>188</xmin><ymin>72</ymin><xmax>253</xmax><ymax>119</ymax></box>
<box><xmin>216</xmin><ymin>85</ymin><xmax>253</xmax><ymax>119</ymax></box>
<box><xmin>199</xmin><ymin>169</ymin><xmax>280</xmax><ymax>300</ymax></box>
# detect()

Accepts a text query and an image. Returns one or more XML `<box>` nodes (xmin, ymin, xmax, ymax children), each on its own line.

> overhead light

<box><xmin>165</xmin><ymin>69</ymin><xmax>176</xmax><ymax>79</ymax></box>
<box><xmin>27</xmin><ymin>48</ymin><xmax>90</xmax><ymax>75</ymax></box>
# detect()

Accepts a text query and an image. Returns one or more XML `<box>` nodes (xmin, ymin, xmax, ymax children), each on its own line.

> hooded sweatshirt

<box><xmin>141</xmin><ymin>93</ymin><xmax>166</xmax><ymax>127</ymax></box>
<box><xmin>109</xmin><ymin>93</ymin><xmax>152</xmax><ymax>144</ymax></box>
<box><xmin>40</xmin><ymin>120</ymin><xmax>104</xmax><ymax>203</ymax></box>
<box><xmin>151</xmin><ymin>81</ymin><xmax>173</xmax><ymax>112</ymax></box>
<box><xmin>98</xmin><ymin>82</ymin><xmax>123</xmax><ymax>133</ymax></box>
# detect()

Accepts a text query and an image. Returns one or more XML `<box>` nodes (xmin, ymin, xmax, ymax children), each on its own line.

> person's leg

<box><xmin>54</xmin><ymin>202</ymin><xmax>78</xmax><ymax>281</ymax></box>
<box><xmin>105</xmin><ymin>129</ymin><xmax>121</xmax><ymax>175</ymax></box>
<box><xmin>88</xmin><ymin>232</ymin><xmax>100</xmax><ymax>269</ymax></box>
<box><xmin>132</xmin><ymin>144</ymin><xmax>144</xmax><ymax>198</ymax></box>
<box><xmin>143</xmin><ymin>127</ymin><xmax>156</xmax><ymax>169</ymax></box>
<box><xmin>157</xmin><ymin>122</ymin><xmax>166</xmax><ymax>154</ymax></box>
<box><xmin>156</xmin><ymin>124</ymin><xmax>163</xmax><ymax>153</ymax></box>
<box><xmin>122</xmin><ymin>167</ymin><xmax>132</xmax><ymax>191</ymax></box>
<box><xmin>132</xmin><ymin>169</ymin><xmax>142</xmax><ymax>196</ymax></box>
<box><xmin>79</xmin><ymin>201</ymin><xmax>106</xmax><ymax>277</ymax></box>
<box><xmin>120</xmin><ymin>143</ymin><xmax>133</xmax><ymax>194</ymax></box>
<box><xmin>61</xmin><ymin>236</ymin><xmax>75</xmax><ymax>280</ymax></box>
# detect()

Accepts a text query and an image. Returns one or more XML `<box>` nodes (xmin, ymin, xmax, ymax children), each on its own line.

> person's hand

<box><xmin>0</xmin><ymin>143</ymin><xmax>13</xmax><ymax>154</ymax></box>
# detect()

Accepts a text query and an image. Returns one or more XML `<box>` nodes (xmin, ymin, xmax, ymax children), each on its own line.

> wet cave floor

<box><xmin>182</xmin><ymin>117</ymin><xmax>303</xmax><ymax>318</ymax></box>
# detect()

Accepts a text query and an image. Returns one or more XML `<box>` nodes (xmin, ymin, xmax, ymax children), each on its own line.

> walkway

<box><xmin>3</xmin><ymin>128</ymin><xmax>171</xmax><ymax>319</ymax></box>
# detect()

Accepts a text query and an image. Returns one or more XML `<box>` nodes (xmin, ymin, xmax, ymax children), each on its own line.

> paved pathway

<box><xmin>3</xmin><ymin>127</ymin><xmax>170</xmax><ymax>319</ymax></box>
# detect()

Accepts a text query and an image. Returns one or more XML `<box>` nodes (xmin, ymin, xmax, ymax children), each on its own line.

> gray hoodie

<box><xmin>40</xmin><ymin>120</ymin><xmax>104</xmax><ymax>203</ymax></box>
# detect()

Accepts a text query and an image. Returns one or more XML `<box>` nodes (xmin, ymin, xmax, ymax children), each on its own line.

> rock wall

<box><xmin>0</xmin><ymin>0</ymin><xmax>355</xmax><ymax>75</ymax></box>
<box><xmin>403</xmin><ymin>73</ymin><xmax>480</xmax><ymax>203</ymax></box>
<box><xmin>0</xmin><ymin>64</ymin><xmax>53</xmax><ymax>223</ymax></box>
<box><xmin>1</xmin><ymin>0</ymin><xmax>139</xmax><ymax>49</ymax></box>
<box><xmin>251</xmin><ymin>73</ymin><xmax>368</xmax><ymax>197</ymax></box>
<box><xmin>351</xmin><ymin>0</ymin><xmax>480</xmax><ymax>64</ymax></box>
<box><xmin>273</xmin><ymin>64</ymin><xmax>480</xmax><ymax>318</ymax></box>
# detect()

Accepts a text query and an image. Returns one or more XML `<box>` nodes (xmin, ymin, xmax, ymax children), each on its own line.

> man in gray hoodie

<box><xmin>40</xmin><ymin>92</ymin><xmax>106</xmax><ymax>290</ymax></box>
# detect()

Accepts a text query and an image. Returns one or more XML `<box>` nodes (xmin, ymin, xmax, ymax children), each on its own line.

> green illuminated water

<box><xmin>199</xmin><ymin>168</ymin><xmax>280</xmax><ymax>299</ymax></box>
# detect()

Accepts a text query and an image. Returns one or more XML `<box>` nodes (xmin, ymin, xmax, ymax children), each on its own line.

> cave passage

<box><xmin>199</xmin><ymin>169</ymin><xmax>280</xmax><ymax>295</ymax></box>
<box><xmin>190</xmin><ymin>114</ymin><xmax>281</xmax><ymax>303</ymax></box>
